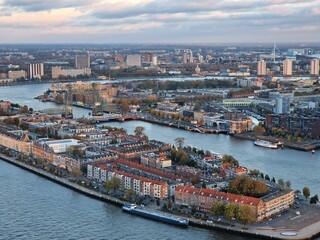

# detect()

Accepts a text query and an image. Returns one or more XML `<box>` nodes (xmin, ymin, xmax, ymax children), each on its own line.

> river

<box><xmin>0</xmin><ymin>81</ymin><xmax>319</xmax><ymax>240</ymax></box>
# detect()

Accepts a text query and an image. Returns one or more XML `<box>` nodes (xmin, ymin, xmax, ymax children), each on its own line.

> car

<box><xmin>295</xmin><ymin>211</ymin><xmax>300</xmax><ymax>215</ymax></box>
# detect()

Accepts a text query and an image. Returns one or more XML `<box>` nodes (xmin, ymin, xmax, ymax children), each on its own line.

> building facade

<box><xmin>28</xmin><ymin>63</ymin><xmax>44</xmax><ymax>80</ymax></box>
<box><xmin>283</xmin><ymin>59</ymin><xmax>292</xmax><ymax>76</ymax></box>
<box><xmin>257</xmin><ymin>60</ymin><xmax>267</xmax><ymax>76</ymax></box>
<box><xmin>310</xmin><ymin>59</ymin><xmax>319</xmax><ymax>76</ymax></box>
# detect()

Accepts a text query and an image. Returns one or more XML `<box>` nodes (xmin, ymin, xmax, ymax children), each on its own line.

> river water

<box><xmin>0</xmin><ymin>81</ymin><xmax>319</xmax><ymax>240</ymax></box>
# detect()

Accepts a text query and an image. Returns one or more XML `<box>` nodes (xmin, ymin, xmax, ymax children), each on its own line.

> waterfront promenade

<box><xmin>1</xmin><ymin>153</ymin><xmax>320</xmax><ymax>240</ymax></box>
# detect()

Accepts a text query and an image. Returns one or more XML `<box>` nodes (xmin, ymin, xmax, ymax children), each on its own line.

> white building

<box><xmin>52</xmin><ymin>66</ymin><xmax>91</xmax><ymax>79</ymax></box>
<box><xmin>127</xmin><ymin>54</ymin><xmax>141</xmax><ymax>67</ymax></box>
<box><xmin>28</xmin><ymin>63</ymin><xmax>44</xmax><ymax>80</ymax></box>
<box><xmin>45</xmin><ymin>139</ymin><xmax>80</xmax><ymax>153</ymax></box>
<box><xmin>310</xmin><ymin>59</ymin><xmax>319</xmax><ymax>76</ymax></box>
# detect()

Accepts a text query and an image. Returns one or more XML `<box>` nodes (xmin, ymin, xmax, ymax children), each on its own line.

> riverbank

<box><xmin>233</xmin><ymin>133</ymin><xmax>320</xmax><ymax>152</ymax></box>
<box><xmin>1</xmin><ymin>153</ymin><xmax>320</xmax><ymax>240</ymax></box>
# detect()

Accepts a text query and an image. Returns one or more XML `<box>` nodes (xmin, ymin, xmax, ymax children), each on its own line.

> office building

<box><xmin>283</xmin><ymin>59</ymin><xmax>292</xmax><ymax>76</ymax></box>
<box><xmin>269</xmin><ymin>92</ymin><xmax>292</xmax><ymax>114</ymax></box>
<box><xmin>310</xmin><ymin>59</ymin><xmax>319</xmax><ymax>75</ymax></box>
<box><xmin>126</xmin><ymin>54</ymin><xmax>141</xmax><ymax>67</ymax></box>
<box><xmin>75</xmin><ymin>54</ymin><xmax>90</xmax><ymax>69</ymax></box>
<box><xmin>51</xmin><ymin>66</ymin><xmax>91</xmax><ymax>79</ymax></box>
<box><xmin>257</xmin><ymin>60</ymin><xmax>267</xmax><ymax>76</ymax></box>
<box><xmin>28</xmin><ymin>63</ymin><xmax>44</xmax><ymax>80</ymax></box>
<box><xmin>8</xmin><ymin>70</ymin><xmax>26</xmax><ymax>80</ymax></box>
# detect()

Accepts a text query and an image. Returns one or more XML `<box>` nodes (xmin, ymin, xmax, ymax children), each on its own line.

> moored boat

<box><xmin>254</xmin><ymin>139</ymin><xmax>281</xmax><ymax>149</ymax></box>
<box><xmin>122</xmin><ymin>204</ymin><xmax>189</xmax><ymax>227</ymax></box>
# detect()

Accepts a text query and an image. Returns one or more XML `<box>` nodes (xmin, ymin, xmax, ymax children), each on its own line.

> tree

<box><xmin>224</xmin><ymin>203</ymin><xmax>237</xmax><ymax>221</ymax></box>
<box><xmin>250</xmin><ymin>169</ymin><xmax>260</xmax><ymax>177</ymax></box>
<box><xmin>19</xmin><ymin>105</ymin><xmax>29</xmax><ymax>114</ymax></box>
<box><xmin>103</xmin><ymin>176</ymin><xmax>121</xmax><ymax>193</ymax></box>
<box><xmin>174</xmin><ymin>137</ymin><xmax>185</xmax><ymax>149</ymax></box>
<box><xmin>134</xmin><ymin>126</ymin><xmax>145</xmax><ymax>136</ymax></box>
<box><xmin>237</xmin><ymin>205</ymin><xmax>256</xmax><ymax>225</ymax></box>
<box><xmin>310</xmin><ymin>194</ymin><xmax>319</xmax><ymax>204</ymax></box>
<box><xmin>71</xmin><ymin>167</ymin><xmax>82</xmax><ymax>177</ymax></box>
<box><xmin>265</xmin><ymin>174</ymin><xmax>270</xmax><ymax>181</ymax></box>
<box><xmin>303</xmin><ymin>187</ymin><xmax>310</xmax><ymax>200</ymax></box>
<box><xmin>271</xmin><ymin>177</ymin><xmax>276</xmax><ymax>183</ymax></box>
<box><xmin>124</xmin><ymin>189</ymin><xmax>136</xmax><ymax>201</ymax></box>
<box><xmin>228</xmin><ymin>176</ymin><xmax>269</xmax><ymax>198</ymax></box>
<box><xmin>285</xmin><ymin>181</ymin><xmax>291</xmax><ymax>189</ymax></box>
<box><xmin>278</xmin><ymin>179</ymin><xmax>285</xmax><ymax>189</ymax></box>
<box><xmin>253</xmin><ymin>125</ymin><xmax>266</xmax><ymax>134</ymax></box>
<box><xmin>222</xmin><ymin>155</ymin><xmax>239</xmax><ymax>167</ymax></box>
<box><xmin>210</xmin><ymin>202</ymin><xmax>224</xmax><ymax>216</ymax></box>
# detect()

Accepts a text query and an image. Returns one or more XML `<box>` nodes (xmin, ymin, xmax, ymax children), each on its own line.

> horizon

<box><xmin>0</xmin><ymin>0</ymin><xmax>319</xmax><ymax>44</ymax></box>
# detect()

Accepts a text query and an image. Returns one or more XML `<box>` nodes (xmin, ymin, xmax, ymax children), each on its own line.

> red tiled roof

<box><xmin>175</xmin><ymin>186</ymin><xmax>261</xmax><ymax>206</ymax></box>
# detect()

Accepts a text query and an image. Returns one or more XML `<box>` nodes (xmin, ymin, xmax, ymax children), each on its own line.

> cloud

<box><xmin>0</xmin><ymin>0</ymin><xmax>319</xmax><ymax>43</ymax></box>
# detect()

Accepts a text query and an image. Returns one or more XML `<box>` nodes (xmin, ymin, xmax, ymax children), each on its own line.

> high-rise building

<box><xmin>283</xmin><ymin>59</ymin><xmax>292</xmax><ymax>76</ymax></box>
<box><xmin>257</xmin><ymin>60</ymin><xmax>267</xmax><ymax>76</ymax></box>
<box><xmin>152</xmin><ymin>56</ymin><xmax>158</xmax><ymax>66</ymax></box>
<box><xmin>75</xmin><ymin>54</ymin><xmax>90</xmax><ymax>69</ymax></box>
<box><xmin>28</xmin><ymin>63</ymin><xmax>44</xmax><ymax>80</ymax></box>
<box><xmin>269</xmin><ymin>92</ymin><xmax>292</xmax><ymax>114</ymax></box>
<box><xmin>189</xmin><ymin>50</ymin><xmax>194</xmax><ymax>63</ymax></box>
<box><xmin>310</xmin><ymin>59</ymin><xmax>319</xmax><ymax>76</ymax></box>
<box><xmin>144</xmin><ymin>53</ymin><xmax>152</xmax><ymax>63</ymax></box>
<box><xmin>126</xmin><ymin>54</ymin><xmax>141</xmax><ymax>67</ymax></box>
<box><xmin>182</xmin><ymin>51</ymin><xmax>187</xmax><ymax>64</ymax></box>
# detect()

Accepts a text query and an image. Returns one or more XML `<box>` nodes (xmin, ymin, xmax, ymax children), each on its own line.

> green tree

<box><xmin>303</xmin><ymin>187</ymin><xmax>311</xmax><ymax>200</ymax></box>
<box><xmin>265</xmin><ymin>174</ymin><xmax>270</xmax><ymax>181</ymax></box>
<box><xmin>237</xmin><ymin>205</ymin><xmax>256</xmax><ymax>225</ymax></box>
<box><xmin>224</xmin><ymin>203</ymin><xmax>237</xmax><ymax>221</ymax></box>
<box><xmin>222</xmin><ymin>155</ymin><xmax>239</xmax><ymax>167</ymax></box>
<box><xmin>103</xmin><ymin>176</ymin><xmax>121</xmax><ymax>193</ymax></box>
<box><xmin>210</xmin><ymin>202</ymin><xmax>224</xmax><ymax>216</ymax></box>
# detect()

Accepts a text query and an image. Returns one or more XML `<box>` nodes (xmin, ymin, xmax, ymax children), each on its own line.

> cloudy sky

<box><xmin>0</xmin><ymin>0</ymin><xmax>319</xmax><ymax>43</ymax></box>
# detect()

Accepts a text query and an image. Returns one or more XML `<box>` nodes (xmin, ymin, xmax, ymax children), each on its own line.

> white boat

<box><xmin>254</xmin><ymin>139</ymin><xmax>279</xmax><ymax>149</ymax></box>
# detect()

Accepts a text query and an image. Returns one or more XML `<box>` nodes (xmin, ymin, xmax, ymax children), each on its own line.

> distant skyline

<box><xmin>0</xmin><ymin>0</ymin><xmax>319</xmax><ymax>44</ymax></box>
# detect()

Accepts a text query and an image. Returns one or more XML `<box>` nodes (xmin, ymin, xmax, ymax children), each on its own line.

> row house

<box><xmin>87</xmin><ymin>163</ymin><xmax>168</xmax><ymax>199</ymax></box>
<box><xmin>0</xmin><ymin>133</ymin><xmax>31</xmax><ymax>154</ymax></box>
<box><xmin>175</xmin><ymin>186</ymin><xmax>294</xmax><ymax>222</ymax></box>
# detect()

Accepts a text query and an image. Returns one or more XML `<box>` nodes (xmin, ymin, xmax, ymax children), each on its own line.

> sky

<box><xmin>0</xmin><ymin>0</ymin><xmax>319</xmax><ymax>44</ymax></box>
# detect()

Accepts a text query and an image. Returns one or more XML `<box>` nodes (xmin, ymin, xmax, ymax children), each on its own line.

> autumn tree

<box><xmin>303</xmin><ymin>187</ymin><xmax>310</xmax><ymax>200</ymax></box>
<box><xmin>224</xmin><ymin>203</ymin><xmax>238</xmax><ymax>221</ymax></box>
<box><xmin>237</xmin><ymin>205</ymin><xmax>256</xmax><ymax>225</ymax></box>
<box><xmin>210</xmin><ymin>202</ymin><xmax>224</xmax><ymax>216</ymax></box>
<box><xmin>228</xmin><ymin>176</ymin><xmax>269</xmax><ymax>198</ymax></box>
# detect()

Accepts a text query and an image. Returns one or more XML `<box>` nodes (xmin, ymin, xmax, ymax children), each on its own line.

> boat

<box><xmin>253</xmin><ymin>139</ymin><xmax>280</xmax><ymax>149</ymax></box>
<box><xmin>122</xmin><ymin>204</ymin><xmax>189</xmax><ymax>227</ymax></box>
